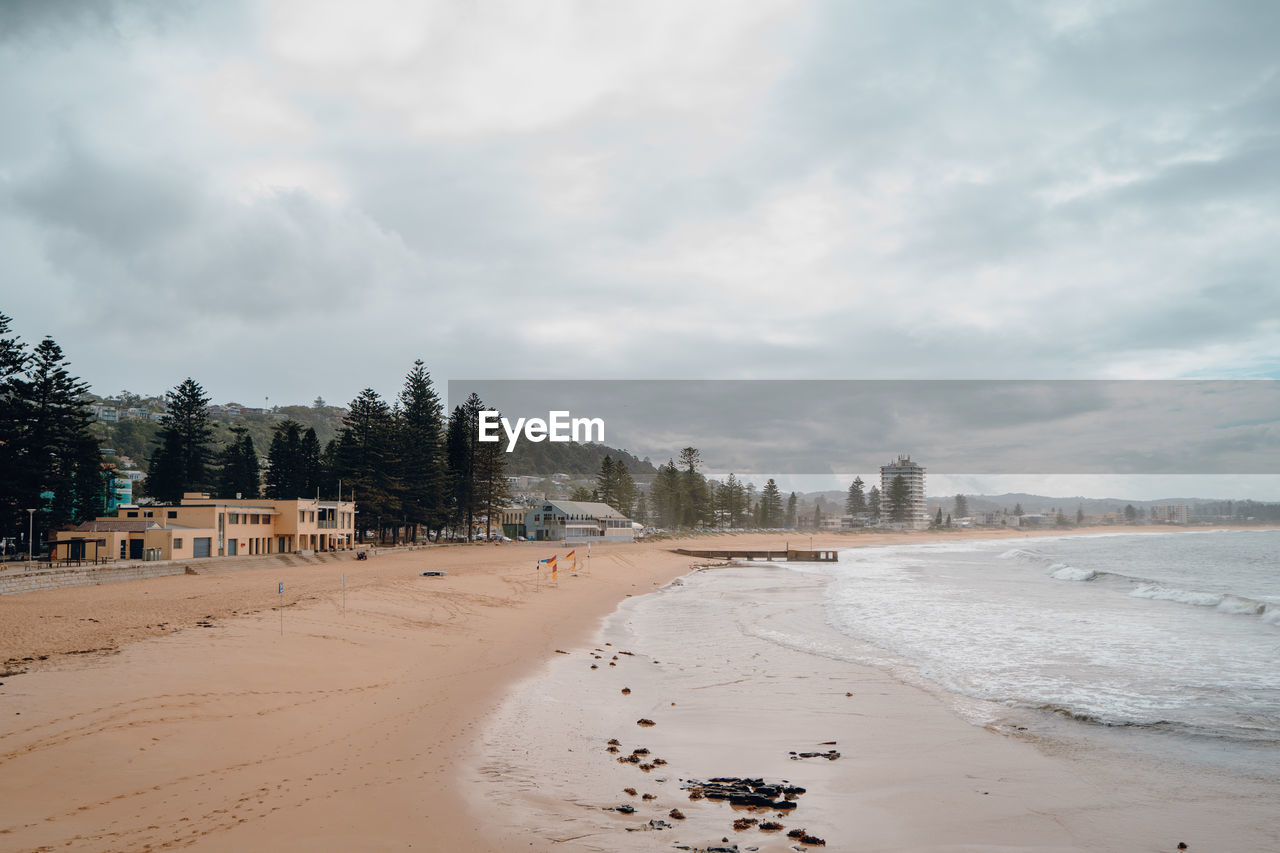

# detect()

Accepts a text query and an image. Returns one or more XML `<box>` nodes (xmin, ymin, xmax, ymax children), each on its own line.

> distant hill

<box><xmin>506</xmin><ymin>441</ymin><xmax>657</xmax><ymax>479</ymax></box>
<box><xmin>792</xmin><ymin>489</ymin><xmax>1278</xmax><ymax>520</ymax></box>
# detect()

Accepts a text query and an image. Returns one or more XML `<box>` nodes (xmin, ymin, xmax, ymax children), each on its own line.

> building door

<box><xmin>227</xmin><ymin>539</ymin><xmax>237</xmax><ymax>556</ymax></box>
<box><xmin>193</xmin><ymin>537</ymin><xmax>211</xmax><ymax>558</ymax></box>
<box><xmin>129</xmin><ymin>538</ymin><xmax>144</xmax><ymax>560</ymax></box>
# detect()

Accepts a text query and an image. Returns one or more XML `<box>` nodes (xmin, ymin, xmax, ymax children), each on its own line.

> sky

<box><xmin>2</xmin><ymin>1</ymin><xmax>1278</xmax><ymax>498</ymax></box>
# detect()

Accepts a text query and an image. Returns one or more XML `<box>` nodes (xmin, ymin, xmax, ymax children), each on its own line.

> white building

<box><xmin>1150</xmin><ymin>503</ymin><xmax>1189</xmax><ymax>524</ymax></box>
<box><xmin>880</xmin><ymin>455</ymin><xmax>930</xmax><ymax>529</ymax></box>
<box><xmin>524</xmin><ymin>500</ymin><xmax>634</xmax><ymax>542</ymax></box>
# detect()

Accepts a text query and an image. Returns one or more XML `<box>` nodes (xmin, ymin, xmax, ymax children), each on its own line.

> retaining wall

<box><xmin>0</xmin><ymin>563</ymin><xmax>189</xmax><ymax>596</ymax></box>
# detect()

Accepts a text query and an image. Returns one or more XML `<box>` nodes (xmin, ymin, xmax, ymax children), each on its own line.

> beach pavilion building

<box><xmin>52</xmin><ymin>492</ymin><xmax>357</xmax><ymax>563</ymax></box>
<box><xmin>524</xmin><ymin>500</ymin><xmax>635</xmax><ymax>542</ymax></box>
<box><xmin>880</xmin><ymin>455</ymin><xmax>930</xmax><ymax>530</ymax></box>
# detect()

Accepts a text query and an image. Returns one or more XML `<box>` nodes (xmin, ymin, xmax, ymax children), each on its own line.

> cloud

<box><xmin>3</xmin><ymin>0</ymin><xmax>1280</xmax><ymax>416</ymax></box>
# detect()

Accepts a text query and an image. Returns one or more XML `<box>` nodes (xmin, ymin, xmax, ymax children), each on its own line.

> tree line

<box><xmin>145</xmin><ymin>362</ymin><xmax>509</xmax><ymax>543</ymax></box>
<box><xmin>0</xmin><ymin>315</ymin><xmax>106</xmax><ymax>556</ymax></box>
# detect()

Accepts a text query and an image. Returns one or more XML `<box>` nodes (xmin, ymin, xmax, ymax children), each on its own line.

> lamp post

<box><xmin>27</xmin><ymin>508</ymin><xmax>36</xmax><ymax>569</ymax></box>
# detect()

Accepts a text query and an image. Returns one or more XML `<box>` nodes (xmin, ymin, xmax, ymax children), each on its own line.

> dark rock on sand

<box><xmin>624</xmin><ymin>787</ymin><xmax>637</xmax><ymax>796</ymax></box>
<box><xmin>733</xmin><ymin>817</ymin><xmax>759</xmax><ymax>830</ymax></box>
<box><xmin>683</xmin><ymin>778</ymin><xmax>807</xmax><ymax>811</ymax></box>
<box><xmin>669</xmin><ymin>809</ymin><xmax>686</xmax><ymax>820</ymax></box>
<box><xmin>621</xmin><ymin>687</ymin><xmax>631</xmax><ymax>694</ymax></box>
<box><xmin>637</xmin><ymin>718</ymin><xmax>655</xmax><ymax>727</ymax></box>
<box><xmin>616</xmin><ymin>804</ymin><xmax>635</xmax><ymax>814</ymax></box>
<box><xmin>760</xmin><ymin>821</ymin><xmax>783</xmax><ymax>831</ymax></box>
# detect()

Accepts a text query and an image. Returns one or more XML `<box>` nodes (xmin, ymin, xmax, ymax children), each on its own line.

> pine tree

<box><xmin>676</xmin><ymin>447</ymin><xmax>711</xmax><ymax>528</ymax></box>
<box><xmin>396</xmin><ymin>360</ymin><xmax>446</xmax><ymax>541</ymax></box>
<box><xmin>217</xmin><ymin>426</ymin><xmax>259</xmax><ymax>498</ymax></box>
<box><xmin>149</xmin><ymin>378</ymin><xmax>215</xmax><ymax>503</ymax></box>
<box><xmin>332</xmin><ymin>388</ymin><xmax>398</xmax><ymax>542</ymax></box>
<box><xmin>17</xmin><ymin>338</ymin><xmax>103</xmax><ymax>533</ymax></box>
<box><xmin>615</xmin><ymin>464</ymin><xmax>636</xmax><ymax>518</ymax></box>
<box><xmin>445</xmin><ymin>395</ymin><xmax>483</xmax><ymax>540</ymax></box>
<box><xmin>785</xmin><ymin>492</ymin><xmax>797</xmax><ymax>528</ymax></box>
<box><xmin>264</xmin><ymin>420</ymin><xmax>305</xmax><ymax>498</ymax></box>
<box><xmin>715</xmin><ymin>473</ymin><xmax>746</xmax><ymax>527</ymax></box>
<box><xmin>0</xmin><ymin>316</ymin><xmax>31</xmax><ymax>543</ymax></box>
<box><xmin>760</xmin><ymin>479</ymin><xmax>783</xmax><ymax>527</ymax></box>
<box><xmin>595</xmin><ymin>456</ymin><xmax>618</xmax><ymax>508</ymax></box>
<box><xmin>649</xmin><ymin>460</ymin><xmax>681</xmax><ymax>528</ymax></box>
<box><xmin>1076</xmin><ymin>505</ymin><xmax>1084</xmax><ymax>525</ymax></box>
<box><xmin>846</xmin><ymin>476</ymin><xmax>867</xmax><ymax>515</ymax></box>
<box><xmin>954</xmin><ymin>494</ymin><xmax>969</xmax><ymax>518</ymax></box>
<box><xmin>934</xmin><ymin>506</ymin><xmax>943</xmax><ymax>527</ymax></box>
<box><xmin>868</xmin><ymin>486</ymin><xmax>881</xmax><ymax>523</ymax></box>
<box><xmin>634</xmin><ymin>491</ymin><xmax>649</xmax><ymax>525</ymax></box>
<box><xmin>0</xmin><ymin>314</ymin><xmax>30</xmax><ymax>542</ymax></box>
<box><xmin>474</xmin><ymin>407</ymin><xmax>510</xmax><ymax>539</ymax></box>
<box><xmin>300</xmin><ymin>427</ymin><xmax>322</xmax><ymax>495</ymax></box>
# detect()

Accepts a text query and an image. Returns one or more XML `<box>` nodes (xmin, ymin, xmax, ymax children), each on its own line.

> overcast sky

<box><xmin>3</xmin><ymin>1</ymin><xmax>1277</xmax><ymax>497</ymax></box>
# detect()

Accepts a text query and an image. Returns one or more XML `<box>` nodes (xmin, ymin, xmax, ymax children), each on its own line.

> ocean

<box><xmin>773</xmin><ymin>529</ymin><xmax>1280</xmax><ymax>777</ymax></box>
<box><xmin>475</xmin><ymin>529</ymin><xmax>1280</xmax><ymax>850</ymax></box>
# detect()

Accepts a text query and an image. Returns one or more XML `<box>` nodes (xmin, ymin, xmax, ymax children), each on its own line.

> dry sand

<box><xmin>0</xmin><ymin>526</ymin><xmax>1267</xmax><ymax>851</ymax></box>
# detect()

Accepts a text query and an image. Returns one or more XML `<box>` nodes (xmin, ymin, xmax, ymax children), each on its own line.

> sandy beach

<box><xmin>0</xmin><ymin>526</ymin><xmax>1274</xmax><ymax>851</ymax></box>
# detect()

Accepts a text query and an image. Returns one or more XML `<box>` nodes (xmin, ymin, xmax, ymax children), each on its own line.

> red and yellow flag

<box><xmin>565</xmin><ymin>550</ymin><xmax>576</xmax><ymax>562</ymax></box>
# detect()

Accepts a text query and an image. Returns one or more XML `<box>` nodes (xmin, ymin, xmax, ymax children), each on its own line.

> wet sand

<box><xmin>0</xmin><ymin>526</ymin><xmax>1270</xmax><ymax>851</ymax></box>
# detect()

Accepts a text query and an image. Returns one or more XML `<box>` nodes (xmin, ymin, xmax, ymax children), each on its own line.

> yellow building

<box><xmin>53</xmin><ymin>493</ymin><xmax>357</xmax><ymax>563</ymax></box>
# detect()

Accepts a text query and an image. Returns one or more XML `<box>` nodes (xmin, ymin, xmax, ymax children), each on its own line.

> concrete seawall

<box><xmin>0</xmin><ymin>563</ymin><xmax>189</xmax><ymax>596</ymax></box>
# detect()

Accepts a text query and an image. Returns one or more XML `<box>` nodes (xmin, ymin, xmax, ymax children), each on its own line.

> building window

<box><xmin>167</xmin><ymin>511</ymin><xmax>177</xmax><ymax>519</ymax></box>
<box><xmin>127</xmin><ymin>511</ymin><xmax>138</xmax><ymax>518</ymax></box>
<box><xmin>299</xmin><ymin>510</ymin><xmax>306</xmax><ymax>523</ymax></box>
<box><xmin>229</xmin><ymin>513</ymin><xmax>240</xmax><ymax>524</ymax></box>
<box><xmin>174</xmin><ymin>538</ymin><xmax>183</xmax><ymax>549</ymax></box>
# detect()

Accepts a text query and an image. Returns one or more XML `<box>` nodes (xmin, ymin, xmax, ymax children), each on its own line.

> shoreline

<box><xmin>0</xmin><ymin>525</ymin><xmax>1273</xmax><ymax>850</ymax></box>
<box><xmin>473</xmin><ymin>528</ymin><xmax>1280</xmax><ymax>852</ymax></box>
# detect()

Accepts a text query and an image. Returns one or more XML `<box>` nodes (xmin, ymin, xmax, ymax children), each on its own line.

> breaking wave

<box><xmin>995</xmin><ymin>540</ymin><xmax>1277</xmax><ymax>626</ymax></box>
<box><xmin>1130</xmin><ymin>584</ymin><xmax>1274</xmax><ymax>619</ymax></box>
<box><xmin>1048</xmin><ymin>563</ymin><xmax>1096</xmax><ymax>582</ymax></box>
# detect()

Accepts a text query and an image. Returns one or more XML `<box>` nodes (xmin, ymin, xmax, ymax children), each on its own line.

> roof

<box><xmin>74</xmin><ymin>520</ymin><xmax>156</xmax><ymax>532</ymax></box>
<box><xmin>534</xmin><ymin>500</ymin><xmax>629</xmax><ymax>520</ymax></box>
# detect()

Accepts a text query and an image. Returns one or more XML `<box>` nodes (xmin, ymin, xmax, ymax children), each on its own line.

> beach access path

<box><xmin>0</xmin><ymin>526</ymin><xmax>1258</xmax><ymax>851</ymax></box>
